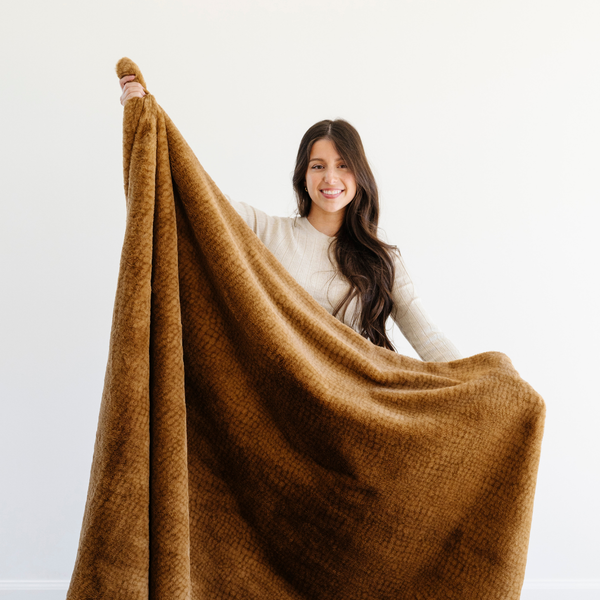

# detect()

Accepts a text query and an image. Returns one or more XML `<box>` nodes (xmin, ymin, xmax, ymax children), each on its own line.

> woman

<box><xmin>120</xmin><ymin>75</ymin><xmax>461</xmax><ymax>362</ymax></box>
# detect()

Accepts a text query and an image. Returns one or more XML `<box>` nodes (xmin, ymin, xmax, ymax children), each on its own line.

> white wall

<box><xmin>1</xmin><ymin>0</ymin><xmax>598</xmax><ymax>597</ymax></box>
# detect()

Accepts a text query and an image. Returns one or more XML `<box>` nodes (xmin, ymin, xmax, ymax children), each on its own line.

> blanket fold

<box><xmin>66</xmin><ymin>57</ymin><xmax>545</xmax><ymax>600</ymax></box>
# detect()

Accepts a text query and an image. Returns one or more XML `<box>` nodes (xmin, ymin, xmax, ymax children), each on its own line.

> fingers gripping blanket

<box><xmin>66</xmin><ymin>58</ymin><xmax>545</xmax><ymax>600</ymax></box>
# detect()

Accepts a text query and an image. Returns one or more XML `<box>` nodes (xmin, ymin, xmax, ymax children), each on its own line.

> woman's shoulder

<box><xmin>377</xmin><ymin>229</ymin><xmax>412</xmax><ymax>287</ymax></box>
<box><xmin>227</xmin><ymin>197</ymin><xmax>300</xmax><ymax>241</ymax></box>
<box><xmin>377</xmin><ymin>227</ymin><xmax>406</xmax><ymax>266</ymax></box>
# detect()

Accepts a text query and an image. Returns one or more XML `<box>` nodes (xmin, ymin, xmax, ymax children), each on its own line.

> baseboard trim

<box><xmin>0</xmin><ymin>582</ymin><xmax>69</xmax><ymax>591</ymax></box>
<box><xmin>522</xmin><ymin>580</ymin><xmax>600</xmax><ymax>590</ymax></box>
<box><xmin>1</xmin><ymin>579</ymin><xmax>599</xmax><ymax>591</ymax></box>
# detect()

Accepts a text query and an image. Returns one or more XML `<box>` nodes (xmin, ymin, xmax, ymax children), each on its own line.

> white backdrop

<box><xmin>1</xmin><ymin>1</ymin><xmax>599</xmax><ymax>598</ymax></box>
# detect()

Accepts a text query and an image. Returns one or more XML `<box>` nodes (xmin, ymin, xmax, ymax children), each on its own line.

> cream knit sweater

<box><xmin>229</xmin><ymin>199</ymin><xmax>462</xmax><ymax>363</ymax></box>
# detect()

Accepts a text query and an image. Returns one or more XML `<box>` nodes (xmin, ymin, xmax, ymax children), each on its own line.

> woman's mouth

<box><xmin>320</xmin><ymin>189</ymin><xmax>344</xmax><ymax>199</ymax></box>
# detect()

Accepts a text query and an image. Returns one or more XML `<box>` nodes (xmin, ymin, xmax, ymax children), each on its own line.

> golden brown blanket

<box><xmin>66</xmin><ymin>58</ymin><xmax>545</xmax><ymax>600</ymax></box>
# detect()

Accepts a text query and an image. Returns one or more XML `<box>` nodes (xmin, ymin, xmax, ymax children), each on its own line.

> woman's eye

<box><xmin>310</xmin><ymin>164</ymin><xmax>347</xmax><ymax>169</ymax></box>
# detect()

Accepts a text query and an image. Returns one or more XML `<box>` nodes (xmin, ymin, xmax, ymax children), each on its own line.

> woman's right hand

<box><xmin>119</xmin><ymin>75</ymin><xmax>146</xmax><ymax>106</ymax></box>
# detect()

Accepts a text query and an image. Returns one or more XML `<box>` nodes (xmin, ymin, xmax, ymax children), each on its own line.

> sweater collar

<box><xmin>296</xmin><ymin>216</ymin><xmax>335</xmax><ymax>241</ymax></box>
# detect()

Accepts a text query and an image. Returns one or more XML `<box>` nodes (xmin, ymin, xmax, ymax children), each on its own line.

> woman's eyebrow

<box><xmin>309</xmin><ymin>157</ymin><xmax>343</xmax><ymax>163</ymax></box>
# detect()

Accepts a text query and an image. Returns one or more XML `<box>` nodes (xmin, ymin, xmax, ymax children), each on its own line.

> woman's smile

<box><xmin>320</xmin><ymin>188</ymin><xmax>344</xmax><ymax>199</ymax></box>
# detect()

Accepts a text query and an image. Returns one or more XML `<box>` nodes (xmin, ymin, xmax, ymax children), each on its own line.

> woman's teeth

<box><xmin>321</xmin><ymin>190</ymin><xmax>343</xmax><ymax>198</ymax></box>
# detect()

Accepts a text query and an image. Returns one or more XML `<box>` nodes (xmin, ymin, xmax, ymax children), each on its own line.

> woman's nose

<box><xmin>324</xmin><ymin>168</ymin><xmax>338</xmax><ymax>183</ymax></box>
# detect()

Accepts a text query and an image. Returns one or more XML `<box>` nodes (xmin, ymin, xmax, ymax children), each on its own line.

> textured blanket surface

<box><xmin>66</xmin><ymin>58</ymin><xmax>545</xmax><ymax>600</ymax></box>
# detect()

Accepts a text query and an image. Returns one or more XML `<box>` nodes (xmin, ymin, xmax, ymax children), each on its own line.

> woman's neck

<box><xmin>306</xmin><ymin>205</ymin><xmax>345</xmax><ymax>237</ymax></box>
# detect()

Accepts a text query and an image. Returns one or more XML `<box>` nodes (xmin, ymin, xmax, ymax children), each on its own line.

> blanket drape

<box><xmin>66</xmin><ymin>58</ymin><xmax>545</xmax><ymax>600</ymax></box>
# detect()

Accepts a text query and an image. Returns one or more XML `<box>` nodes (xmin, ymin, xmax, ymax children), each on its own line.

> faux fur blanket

<box><xmin>66</xmin><ymin>58</ymin><xmax>545</xmax><ymax>600</ymax></box>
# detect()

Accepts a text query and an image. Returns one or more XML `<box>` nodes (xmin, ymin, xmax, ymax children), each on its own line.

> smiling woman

<box><xmin>120</xmin><ymin>75</ymin><xmax>460</xmax><ymax>360</ymax></box>
<box><xmin>233</xmin><ymin>117</ymin><xmax>463</xmax><ymax>361</ymax></box>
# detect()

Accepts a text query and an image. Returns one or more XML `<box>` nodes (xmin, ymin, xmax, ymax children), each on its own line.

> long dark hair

<box><xmin>292</xmin><ymin>119</ymin><xmax>400</xmax><ymax>352</ymax></box>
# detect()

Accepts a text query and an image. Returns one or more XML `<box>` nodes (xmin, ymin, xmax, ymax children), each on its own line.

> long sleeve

<box><xmin>228</xmin><ymin>196</ymin><xmax>461</xmax><ymax>362</ymax></box>
<box><xmin>390</xmin><ymin>252</ymin><xmax>462</xmax><ymax>362</ymax></box>
<box><xmin>226</xmin><ymin>197</ymin><xmax>260</xmax><ymax>231</ymax></box>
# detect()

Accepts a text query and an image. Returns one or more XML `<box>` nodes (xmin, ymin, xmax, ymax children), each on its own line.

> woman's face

<box><xmin>305</xmin><ymin>138</ymin><xmax>357</xmax><ymax>216</ymax></box>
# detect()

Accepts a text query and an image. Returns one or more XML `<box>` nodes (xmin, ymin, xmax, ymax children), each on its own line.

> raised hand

<box><xmin>119</xmin><ymin>74</ymin><xmax>146</xmax><ymax>106</ymax></box>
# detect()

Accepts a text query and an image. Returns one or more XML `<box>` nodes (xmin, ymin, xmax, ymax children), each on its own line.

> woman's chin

<box><xmin>313</xmin><ymin>200</ymin><xmax>352</xmax><ymax>215</ymax></box>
